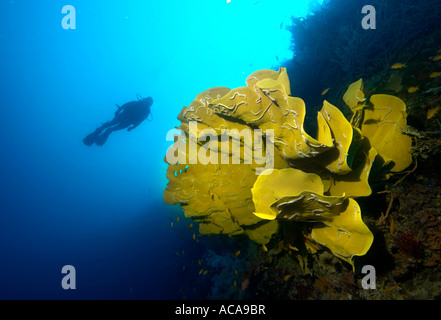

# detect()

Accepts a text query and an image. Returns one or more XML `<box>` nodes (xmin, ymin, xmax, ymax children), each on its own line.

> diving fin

<box><xmin>94</xmin><ymin>130</ymin><xmax>111</xmax><ymax>146</ymax></box>
<box><xmin>83</xmin><ymin>132</ymin><xmax>98</xmax><ymax>146</ymax></box>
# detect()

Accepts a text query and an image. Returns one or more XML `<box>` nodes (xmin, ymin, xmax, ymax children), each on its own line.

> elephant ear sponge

<box><xmin>360</xmin><ymin>94</ymin><xmax>412</xmax><ymax>172</ymax></box>
<box><xmin>320</xmin><ymin>101</ymin><xmax>354</xmax><ymax>174</ymax></box>
<box><xmin>164</xmin><ymin>68</ymin><xmax>412</xmax><ymax>267</ymax></box>
<box><xmin>343</xmin><ymin>78</ymin><xmax>365</xmax><ymax>111</ymax></box>
<box><xmin>251</xmin><ymin>168</ymin><xmax>373</xmax><ymax>268</ymax></box>
<box><xmin>251</xmin><ymin>168</ymin><xmax>324</xmax><ymax>221</ymax></box>
<box><xmin>311</xmin><ymin>198</ymin><xmax>374</xmax><ymax>267</ymax></box>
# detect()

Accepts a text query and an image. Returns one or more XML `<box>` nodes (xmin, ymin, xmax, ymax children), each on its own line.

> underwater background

<box><xmin>1</xmin><ymin>0</ymin><xmax>441</xmax><ymax>300</ymax></box>
<box><xmin>0</xmin><ymin>0</ymin><xmax>313</xmax><ymax>299</ymax></box>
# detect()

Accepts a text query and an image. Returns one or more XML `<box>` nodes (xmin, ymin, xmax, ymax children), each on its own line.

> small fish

<box><xmin>234</xmin><ymin>250</ymin><xmax>241</xmax><ymax>257</ymax></box>
<box><xmin>427</xmin><ymin>106</ymin><xmax>440</xmax><ymax>119</ymax></box>
<box><xmin>197</xmin><ymin>259</ymin><xmax>202</xmax><ymax>265</ymax></box>
<box><xmin>241</xmin><ymin>278</ymin><xmax>249</xmax><ymax>290</ymax></box>
<box><xmin>389</xmin><ymin>216</ymin><xmax>395</xmax><ymax>234</ymax></box>
<box><xmin>170</xmin><ymin>222</ymin><xmax>173</xmax><ymax>228</ymax></box>
<box><xmin>199</xmin><ymin>269</ymin><xmax>204</xmax><ymax>275</ymax></box>
<box><xmin>407</xmin><ymin>86</ymin><xmax>419</xmax><ymax>93</ymax></box>
<box><xmin>182</xmin><ymin>265</ymin><xmax>186</xmax><ymax>271</ymax></box>
<box><xmin>383</xmin><ymin>283</ymin><xmax>401</xmax><ymax>293</ymax></box>
<box><xmin>234</xmin><ymin>270</ymin><xmax>239</xmax><ymax>276</ymax></box>
<box><xmin>321</xmin><ymin>88</ymin><xmax>330</xmax><ymax>95</ymax></box>
<box><xmin>188</xmin><ymin>223</ymin><xmax>193</xmax><ymax>229</ymax></box>
<box><xmin>431</xmin><ymin>55</ymin><xmax>441</xmax><ymax>62</ymax></box>
<box><xmin>176</xmin><ymin>217</ymin><xmax>180</xmax><ymax>223</ymax></box>
<box><xmin>402</xmin><ymin>125</ymin><xmax>424</xmax><ymax>138</ymax></box>
<box><xmin>288</xmin><ymin>244</ymin><xmax>299</xmax><ymax>251</ymax></box>
<box><xmin>262</xmin><ymin>244</ymin><xmax>268</xmax><ymax>252</ymax></box>
<box><xmin>429</xmin><ymin>72</ymin><xmax>441</xmax><ymax>78</ymax></box>
<box><xmin>203</xmin><ymin>270</ymin><xmax>208</xmax><ymax>275</ymax></box>
<box><xmin>391</xmin><ymin>63</ymin><xmax>406</xmax><ymax>69</ymax></box>
<box><xmin>355</xmin><ymin>89</ymin><xmax>366</xmax><ymax>102</ymax></box>
<box><xmin>192</xmin><ymin>233</ymin><xmax>196</xmax><ymax>240</ymax></box>
<box><xmin>284</xmin><ymin>274</ymin><xmax>293</xmax><ymax>281</ymax></box>
<box><xmin>233</xmin><ymin>280</ymin><xmax>237</xmax><ymax>288</ymax></box>
<box><xmin>182</xmin><ymin>250</ymin><xmax>185</xmax><ymax>255</ymax></box>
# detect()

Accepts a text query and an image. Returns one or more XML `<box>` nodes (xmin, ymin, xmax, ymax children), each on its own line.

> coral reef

<box><xmin>204</xmin><ymin>250</ymin><xmax>245</xmax><ymax>299</ymax></box>
<box><xmin>285</xmin><ymin>0</ymin><xmax>441</xmax><ymax>114</ymax></box>
<box><xmin>166</xmin><ymin>0</ymin><xmax>441</xmax><ymax>301</ymax></box>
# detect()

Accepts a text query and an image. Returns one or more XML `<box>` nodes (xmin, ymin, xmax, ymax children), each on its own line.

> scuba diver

<box><xmin>83</xmin><ymin>94</ymin><xmax>153</xmax><ymax>146</ymax></box>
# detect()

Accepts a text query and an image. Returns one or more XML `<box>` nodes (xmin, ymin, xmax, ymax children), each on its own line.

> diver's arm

<box><xmin>127</xmin><ymin>121</ymin><xmax>141</xmax><ymax>131</ymax></box>
<box><xmin>127</xmin><ymin>124</ymin><xmax>138</xmax><ymax>131</ymax></box>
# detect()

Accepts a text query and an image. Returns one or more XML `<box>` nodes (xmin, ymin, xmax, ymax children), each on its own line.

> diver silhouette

<box><xmin>83</xmin><ymin>94</ymin><xmax>153</xmax><ymax>146</ymax></box>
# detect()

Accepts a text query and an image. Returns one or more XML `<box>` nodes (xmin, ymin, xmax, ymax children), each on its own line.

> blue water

<box><xmin>0</xmin><ymin>0</ymin><xmax>319</xmax><ymax>299</ymax></box>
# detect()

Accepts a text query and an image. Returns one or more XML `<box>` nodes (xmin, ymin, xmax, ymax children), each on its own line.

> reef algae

<box><xmin>164</xmin><ymin>67</ymin><xmax>413</xmax><ymax>267</ymax></box>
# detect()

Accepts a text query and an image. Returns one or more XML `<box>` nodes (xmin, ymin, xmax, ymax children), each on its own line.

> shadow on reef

<box><xmin>356</xmin><ymin>226</ymin><xmax>396</xmax><ymax>276</ymax></box>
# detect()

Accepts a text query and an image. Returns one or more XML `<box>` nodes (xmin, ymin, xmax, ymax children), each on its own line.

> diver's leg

<box><xmin>84</xmin><ymin>118</ymin><xmax>121</xmax><ymax>146</ymax></box>
<box><xmin>94</xmin><ymin>122</ymin><xmax>128</xmax><ymax>146</ymax></box>
<box><xmin>82</xmin><ymin>132</ymin><xmax>97</xmax><ymax>146</ymax></box>
<box><xmin>96</xmin><ymin>118</ymin><xmax>118</xmax><ymax>133</ymax></box>
<box><xmin>94</xmin><ymin>128</ymin><xmax>112</xmax><ymax>146</ymax></box>
<box><xmin>108</xmin><ymin>122</ymin><xmax>130</xmax><ymax>131</ymax></box>
<box><xmin>83</xmin><ymin>123</ymin><xmax>109</xmax><ymax>146</ymax></box>
<box><xmin>93</xmin><ymin>119</ymin><xmax>133</xmax><ymax>146</ymax></box>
